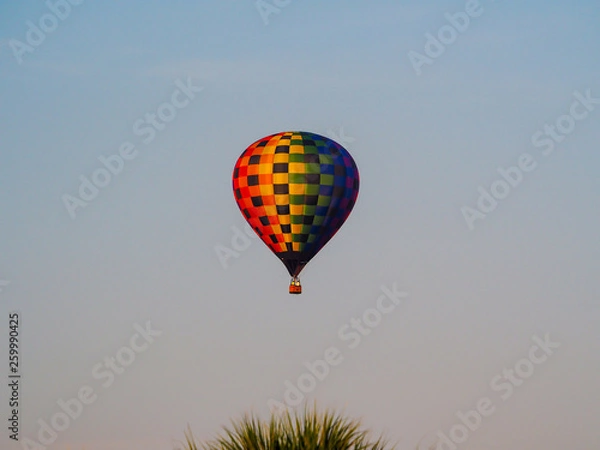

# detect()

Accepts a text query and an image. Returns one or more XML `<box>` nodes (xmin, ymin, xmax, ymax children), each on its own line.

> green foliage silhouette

<box><xmin>178</xmin><ymin>404</ymin><xmax>396</xmax><ymax>450</ymax></box>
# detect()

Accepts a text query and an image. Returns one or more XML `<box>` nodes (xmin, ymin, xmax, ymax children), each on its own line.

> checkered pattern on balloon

<box><xmin>233</xmin><ymin>131</ymin><xmax>359</xmax><ymax>294</ymax></box>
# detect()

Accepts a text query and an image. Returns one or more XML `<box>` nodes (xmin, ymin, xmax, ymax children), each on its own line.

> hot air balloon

<box><xmin>232</xmin><ymin>131</ymin><xmax>359</xmax><ymax>294</ymax></box>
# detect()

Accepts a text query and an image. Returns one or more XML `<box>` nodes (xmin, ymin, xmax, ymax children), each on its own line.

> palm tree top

<box><xmin>178</xmin><ymin>403</ymin><xmax>396</xmax><ymax>450</ymax></box>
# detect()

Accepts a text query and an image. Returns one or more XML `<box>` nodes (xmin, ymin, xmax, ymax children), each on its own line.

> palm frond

<box><xmin>180</xmin><ymin>403</ymin><xmax>396</xmax><ymax>450</ymax></box>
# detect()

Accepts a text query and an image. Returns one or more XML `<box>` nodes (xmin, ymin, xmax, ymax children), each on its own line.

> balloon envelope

<box><xmin>232</xmin><ymin>131</ymin><xmax>359</xmax><ymax>280</ymax></box>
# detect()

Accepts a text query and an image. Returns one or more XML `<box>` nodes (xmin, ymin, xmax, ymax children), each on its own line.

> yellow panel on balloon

<box><xmin>272</xmin><ymin>173</ymin><xmax>288</xmax><ymax>184</ymax></box>
<box><xmin>290</xmin><ymin>204</ymin><xmax>304</xmax><ymax>215</ymax></box>
<box><xmin>288</xmin><ymin>162</ymin><xmax>305</xmax><ymax>174</ymax></box>
<box><xmin>264</xmin><ymin>205</ymin><xmax>277</xmax><ymax>217</ymax></box>
<box><xmin>289</xmin><ymin>184</ymin><xmax>305</xmax><ymax>195</ymax></box>
<box><xmin>258</xmin><ymin>164</ymin><xmax>272</xmax><ymax>174</ymax></box>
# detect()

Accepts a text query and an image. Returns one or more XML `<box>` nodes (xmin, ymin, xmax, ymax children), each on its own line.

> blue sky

<box><xmin>1</xmin><ymin>1</ymin><xmax>599</xmax><ymax>449</ymax></box>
